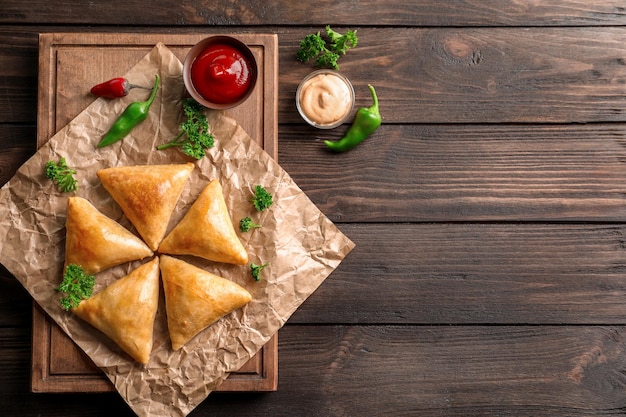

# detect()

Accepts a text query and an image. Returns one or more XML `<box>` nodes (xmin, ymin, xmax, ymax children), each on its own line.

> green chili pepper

<box><xmin>324</xmin><ymin>84</ymin><xmax>381</xmax><ymax>152</ymax></box>
<box><xmin>97</xmin><ymin>74</ymin><xmax>160</xmax><ymax>148</ymax></box>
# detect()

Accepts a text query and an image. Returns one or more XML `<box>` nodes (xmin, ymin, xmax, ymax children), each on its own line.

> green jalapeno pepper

<box><xmin>97</xmin><ymin>74</ymin><xmax>160</xmax><ymax>148</ymax></box>
<box><xmin>324</xmin><ymin>84</ymin><xmax>381</xmax><ymax>152</ymax></box>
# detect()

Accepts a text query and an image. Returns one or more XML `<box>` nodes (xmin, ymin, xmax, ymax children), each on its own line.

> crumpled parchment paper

<box><xmin>0</xmin><ymin>43</ymin><xmax>355</xmax><ymax>417</ymax></box>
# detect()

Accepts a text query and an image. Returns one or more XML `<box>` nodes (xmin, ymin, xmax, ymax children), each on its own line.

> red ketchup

<box><xmin>190</xmin><ymin>43</ymin><xmax>252</xmax><ymax>104</ymax></box>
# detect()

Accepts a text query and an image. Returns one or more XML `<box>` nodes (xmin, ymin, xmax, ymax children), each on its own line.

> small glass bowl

<box><xmin>296</xmin><ymin>69</ymin><xmax>355</xmax><ymax>129</ymax></box>
<box><xmin>183</xmin><ymin>35</ymin><xmax>258</xmax><ymax>110</ymax></box>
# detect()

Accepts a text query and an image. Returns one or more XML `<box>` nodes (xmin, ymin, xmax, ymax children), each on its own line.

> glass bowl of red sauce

<box><xmin>183</xmin><ymin>36</ymin><xmax>258</xmax><ymax>109</ymax></box>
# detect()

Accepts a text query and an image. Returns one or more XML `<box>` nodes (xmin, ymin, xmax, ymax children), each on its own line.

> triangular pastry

<box><xmin>97</xmin><ymin>163</ymin><xmax>195</xmax><ymax>251</ymax></box>
<box><xmin>73</xmin><ymin>257</ymin><xmax>160</xmax><ymax>364</ymax></box>
<box><xmin>65</xmin><ymin>196</ymin><xmax>153</xmax><ymax>275</ymax></box>
<box><xmin>158</xmin><ymin>180</ymin><xmax>248</xmax><ymax>265</ymax></box>
<box><xmin>160</xmin><ymin>255</ymin><xmax>252</xmax><ymax>350</ymax></box>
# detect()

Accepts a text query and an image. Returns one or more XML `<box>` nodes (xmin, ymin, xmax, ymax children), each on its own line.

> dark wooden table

<box><xmin>3</xmin><ymin>2</ymin><xmax>626</xmax><ymax>416</ymax></box>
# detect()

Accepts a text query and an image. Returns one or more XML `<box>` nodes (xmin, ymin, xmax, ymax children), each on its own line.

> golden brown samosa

<box><xmin>158</xmin><ymin>180</ymin><xmax>248</xmax><ymax>265</ymax></box>
<box><xmin>64</xmin><ymin>196</ymin><xmax>153</xmax><ymax>275</ymax></box>
<box><xmin>73</xmin><ymin>257</ymin><xmax>160</xmax><ymax>364</ymax></box>
<box><xmin>97</xmin><ymin>163</ymin><xmax>194</xmax><ymax>251</ymax></box>
<box><xmin>159</xmin><ymin>255</ymin><xmax>251</xmax><ymax>350</ymax></box>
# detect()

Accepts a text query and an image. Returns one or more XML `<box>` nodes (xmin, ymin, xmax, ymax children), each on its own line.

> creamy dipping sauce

<box><xmin>297</xmin><ymin>71</ymin><xmax>354</xmax><ymax>128</ymax></box>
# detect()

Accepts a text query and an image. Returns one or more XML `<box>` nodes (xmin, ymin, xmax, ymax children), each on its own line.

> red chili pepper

<box><xmin>90</xmin><ymin>77</ymin><xmax>151</xmax><ymax>98</ymax></box>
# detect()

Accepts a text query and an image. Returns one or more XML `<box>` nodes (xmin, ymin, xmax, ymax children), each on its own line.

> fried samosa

<box><xmin>159</xmin><ymin>255</ymin><xmax>252</xmax><ymax>350</ymax></box>
<box><xmin>97</xmin><ymin>163</ymin><xmax>194</xmax><ymax>251</ymax></box>
<box><xmin>64</xmin><ymin>196</ymin><xmax>153</xmax><ymax>275</ymax></box>
<box><xmin>73</xmin><ymin>257</ymin><xmax>160</xmax><ymax>364</ymax></box>
<box><xmin>158</xmin><ymin>180</ymin><xmax>248</xmax><ymax>265</ymax></box>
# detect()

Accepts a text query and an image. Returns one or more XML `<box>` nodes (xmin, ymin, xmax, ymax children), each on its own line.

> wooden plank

<box><xmin>0</xmin><ymin>265</ymin><xmax>32</xmax><ymax>328</ymax></box>
<box><xmin>3</xmin><ymin>223</ymin><xmax>625</xmax><ymax>329</ymax></box>
<box><xmin>0</xmin><ymin>125</ymin><xmax>36</xmax><ymax>186</ymax></box>
<box><xmin>0</xmin><ymin>29</ymin><xmax>38</xmax><ymax>124</ymax></box>
<box><xmin>2</xmin><ymin>1</ymin><xmax>626</xmax><ymax>26</ymax></box>
<box><xmin>1</xmin><ymin>223</ymin><xmax>622</xmax><ymax>329</ymax></box>
<box><xmin>278</xmin><ymin>27</ymin><xmax>626</xmax><ymax>124</ymax></box>
<box><xmin>31</xmin><ymin>32</ymin><xmax>278</xmax><ymax>393</ymax></box>
<box><xmin>244</xmin><ymin>325</ymin><xmax>626</xmax><ymax>417</ymax></box>
<box><xmin>8</xmin><ymin>120</ymin><xmax>626</xmax><ymax>224</ymax></box>
<box><xmin>4</xmin><ymin>27</ymin><xmax>626</xmax><ymax>125</ymax></box>
<box><xmin>279</xmin><ymin>123</ymin><xmax>626</xmax><ymax>223</ymax></box>
<box><xmin>8</xmin><ymin>324</ymin><xmax>626</xmax><ymax>416</ymax></box>
<box><xmin>290</xmin><ymin>223</ymin><xmax>626</xmax><ymax>325</ymax></box>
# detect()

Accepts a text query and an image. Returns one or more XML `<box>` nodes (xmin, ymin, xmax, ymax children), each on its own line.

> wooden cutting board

<box><xmin>31</xmin><ymin>32</ymin><xmax>278</xmax><ymax>393</ymax></box>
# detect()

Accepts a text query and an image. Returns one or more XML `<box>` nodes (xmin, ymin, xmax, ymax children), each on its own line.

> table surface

<box><xmin>3</xmin><ymin>2</ymin><xmax>626</xmax><ymax>416</ymax></box>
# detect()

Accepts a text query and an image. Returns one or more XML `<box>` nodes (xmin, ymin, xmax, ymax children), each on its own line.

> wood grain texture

<box><xmin>280</xmin><ymin>123</ymin><xmax>626</xmax><ymax>222</ymax></box>
<box><xmin>8</xmin><ymin>121</ymin><xmax>626</xmax><ymax>225</ymax></box>
<box><xmin>0</xmin><ymin>125</ymin><xmax>36</xmax><ymax>185</ymax></box>
<box><xmin>8</xmin><ymin>122</ymin><xmax>626</xmax><ymax>225</ymax></box>
<box><xmin>279</xmin><ymin>27</ymin><xmax>626</xmax><ymax>124</ymax></box>
<box><xmin>1</xmin><ymin>1</ymin><xmax>626</xmax><ymax>26</ymax></box>
<box><xmin>5</xmin><ymin>325</ymin><xmax>626</xmax><ymax>416</ymax></box>
<box><xmin>0</xmin><ymin>223</ymin><xmax>620</xmax><ymax>328</ymax></box>
<box><xmin>3</xmin><ymin>27</ymin><xmax>626</xmax><ymax>124</ymax></box>
<box><xmin>0</xmin><ymin>264</ymin><xmax>31</xmax><ymax>328</ymax></box>
<box><xmin>291</xmin><ymin>223</ymin><xmax>626</xmax><ymax>324</ymax></box>
<box><xmin>2</xmin><ymin>1</ymin><xmax>626</xmax><ymax>415</ymax></box>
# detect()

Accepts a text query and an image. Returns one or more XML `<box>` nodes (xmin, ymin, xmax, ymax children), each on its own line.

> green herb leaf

<box><xmin>250</xmin><ymin>262</ymin><xmax>269</xmax><ymax>281</ymax></box>
<box><xmin>296</xmin><ymin>26</ymin><xmax>358</xmax><ymax>70</ymax></box>
<box><xmin>56</xmin><ymin>264</ymin><xmax>95</xmax><ymax>311</ymax></box>
<box><xmin>325</xmin><ymin>25</ymin><xmax>358</xmax><ymax>55</ymax></box>
<box><xmin>296</xmin><ymin>32</ymin><xmax>327</xmax><ymax>63</ymax></box>
<box><xmin>239</xmin><ymin>216</ymin><xmax>262</xmax><ymax>232</ymax></box>
<box><xmin>251</xmin><ymin>185</ymin><xmax>273</xmax><ymax>211</ymax></box>
<box><xmin>45</xmin><ymin>158</ymin><xmax>78</xmax><ymax>193</ymax></box>
<box><xmin>156</xmin><ymin>98</ymin><xmax>214</xmax><ymax>159</ymax></box>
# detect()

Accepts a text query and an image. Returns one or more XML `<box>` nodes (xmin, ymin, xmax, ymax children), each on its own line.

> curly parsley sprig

<box><xmin>251</xmin><ymin>185</ymin><xmax>273</xmax><ymax>212</ymax></box>
<box><xmin>296</xmin><ymin>25</ymin><xmax>358</xmax><ymax>70</ymax></box>
<box><xmin>57</xmin><ymin>264</ymin><xmax>95</xmax><ymax>311</ymax></box>
<box><xmin>156</xmin><ymin>98</ymin><xmax>215</xmax><ymax>159</ymax></box>
<box><xmin>250</xmin><ymin>262</ymin><xmax>269</xmax><ymax>281</ymax></box>
<box><xmin>239</xmin><ymin>216</ymin><xmax>262</xmax><ymax>232</ymax></box>
<box><xmin>45</xmin><ymin>158</ymin><xmax>78</xmax><ymax>193</ymax></box>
